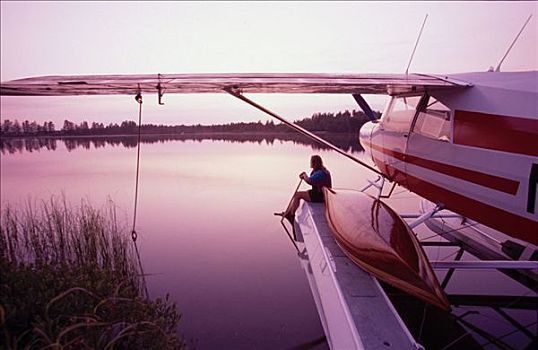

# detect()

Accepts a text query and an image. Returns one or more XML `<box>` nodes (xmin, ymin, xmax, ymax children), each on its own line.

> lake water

<box><xmin>1</xmin><ymin>136</ymin><xmax>536</xmax><ymax>349</ymax></box>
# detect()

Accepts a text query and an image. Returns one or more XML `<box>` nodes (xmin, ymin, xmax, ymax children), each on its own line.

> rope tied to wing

<box><xmin>131</xmin><ymin>85</ymin><xmax>149</xmax><ymax>299</ymax></box>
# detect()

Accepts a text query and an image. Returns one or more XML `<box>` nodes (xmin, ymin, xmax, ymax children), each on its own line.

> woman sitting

<box><xmin>276</xmin><ymin>155</ymin><xmax>332</xmax><ymax>223</ymax></box>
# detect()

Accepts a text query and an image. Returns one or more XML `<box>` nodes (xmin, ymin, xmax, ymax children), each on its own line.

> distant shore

<box><xmin>0</xmin><ymin>109</ymin><xmax>379</xmax><ymax>138</ymax></box>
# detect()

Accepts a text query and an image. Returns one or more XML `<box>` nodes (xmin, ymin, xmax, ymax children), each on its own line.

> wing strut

<box><xmin>225</xmin><ymin>88</ymin><xmax>384</xmax><ymax>177</ymax></box>
<box><xmin>352</xmin><ymin>94</ymin><xmax>376</xmax><ymax>122</ymax></box>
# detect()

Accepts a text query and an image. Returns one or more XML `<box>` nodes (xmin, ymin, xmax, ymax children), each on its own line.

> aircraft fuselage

<box><xmin>359</xmin><ymin>71</ymin><xmax>538</xmax><ymax>245</ymax></box>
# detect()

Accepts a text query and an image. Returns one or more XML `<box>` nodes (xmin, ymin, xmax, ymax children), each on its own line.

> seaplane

<box><xmin>1</xmin><ymin>17</ymin><xmax>536</xmax><ymax>350</ymax></box>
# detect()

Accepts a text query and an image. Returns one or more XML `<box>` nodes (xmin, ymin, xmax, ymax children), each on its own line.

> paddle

<box><xmin>274</xmin><ymin>178</ymin><xmax>303</xmax><ymax>252</ymax></box>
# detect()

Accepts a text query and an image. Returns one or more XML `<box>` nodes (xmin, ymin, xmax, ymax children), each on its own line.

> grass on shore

<box><xmin>0</xmin><ymin>197</ymin><xmax>185</xmax><ymax>349</ymax></box>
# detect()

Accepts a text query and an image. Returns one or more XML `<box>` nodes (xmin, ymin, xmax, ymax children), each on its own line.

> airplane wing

<box><xmin>0</xmin><ymin>73</ymin><xmax>470</xmax><ymax>96</ymax></box>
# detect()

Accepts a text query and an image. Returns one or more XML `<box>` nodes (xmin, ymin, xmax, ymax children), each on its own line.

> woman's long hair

<box><xmin>310</xmin><ymin>155</ymin><xmax>325</xmax><ymax>171</ymax></box>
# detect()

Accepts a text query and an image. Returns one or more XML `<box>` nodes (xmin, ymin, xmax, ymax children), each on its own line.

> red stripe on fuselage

<box><xmin>371</xmin><ymin>156</ymin><xmax>538</xmax><ymax>245</ymax></box>
<box><xmin>369</xmin><ymin>142</ymin><xmax>519</xmax><ymax>195</ymax></box>
<box><xmin>454</xmin><ymin>110</ymin><xmax>538</xmax><ymax>157</ymax></box>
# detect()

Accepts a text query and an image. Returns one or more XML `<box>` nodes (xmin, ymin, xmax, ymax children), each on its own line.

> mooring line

<box><xmin>131</xmin><ymin>86</ymin><xmax>149</xmax><ymax>299</ymax></box>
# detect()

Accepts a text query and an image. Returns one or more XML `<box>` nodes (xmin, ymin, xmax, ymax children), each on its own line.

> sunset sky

<box><xmin>1</xmin><ymin>1</ymin><xmax>537</xmax><ymax>126</ymax></box>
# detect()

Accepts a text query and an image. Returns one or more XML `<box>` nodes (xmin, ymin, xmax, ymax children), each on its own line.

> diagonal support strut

<box><xmin>352</xmin><ymin>94</ymin><xmax>376</xmax><ymax>121</ymax></box>
<box><xmin>225</xmin><ymin>88</ymin><xmax>384</xmax><ymax>176</ymax></box>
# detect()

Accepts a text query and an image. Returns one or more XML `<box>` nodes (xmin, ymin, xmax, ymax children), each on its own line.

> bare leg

<box><xmin>284</xmin><ymin>191</ymin><xmax>311</xmax><ymax>218</ymax></box>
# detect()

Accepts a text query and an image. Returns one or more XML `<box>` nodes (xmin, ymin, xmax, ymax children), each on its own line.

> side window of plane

<box><xmin>413</xmin><ymin>96</ymin><xmax>451</xmax><ymax>142</ymax></box>
<box><xmin>382</xmin><ymin>95</ymin><xmax>421</xmax><ymax>133</ymax></box>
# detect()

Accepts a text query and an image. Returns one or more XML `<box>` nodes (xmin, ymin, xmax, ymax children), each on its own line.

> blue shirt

<box><xmin>308</xmin><ymin>169</ymin><xmax>332</xmax><ymax>191</ymax></box>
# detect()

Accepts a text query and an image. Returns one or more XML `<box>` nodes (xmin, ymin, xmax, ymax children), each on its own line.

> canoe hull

<box><xmin>324</xmin><ymin>188</ymin><xmax>450</xmax><ymax>311</ymax></box>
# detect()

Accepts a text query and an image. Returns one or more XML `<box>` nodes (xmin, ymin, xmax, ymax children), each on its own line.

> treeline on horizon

<box><xmin>0</xmin><ymin>109</ymin><xmax>380</xmax><ymax>137</ymax></box>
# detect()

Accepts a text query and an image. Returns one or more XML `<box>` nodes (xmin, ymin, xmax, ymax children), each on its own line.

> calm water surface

<box><xmin>2</xmin><ymin>136</ymin><xmax>371</xmax><ymax>349</ymax></box>
<box><xmin>1</xmin><ymin>136</ymin><xmax>535</xmax><ymax>349</ymax></box>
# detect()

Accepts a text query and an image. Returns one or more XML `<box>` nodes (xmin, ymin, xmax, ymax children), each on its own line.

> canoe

<box><xmin>324</xmin><ymin>188</ymin><xmax>450</xmax><ymax>311</ymax></box>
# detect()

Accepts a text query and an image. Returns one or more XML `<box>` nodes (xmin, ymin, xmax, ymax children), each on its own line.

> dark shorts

<box><xmin>308</xmin><ymin>189</ymin><xmax>325</xmax><ymax>203</ymax></box>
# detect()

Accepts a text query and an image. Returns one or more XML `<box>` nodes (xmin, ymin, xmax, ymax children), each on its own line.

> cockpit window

<box><xmin>413</xmin><ymin>96</ymin><xmax>451</xmax><ymax>141</ymax></box>
<box><xmin>382</xmin><ymin>96</ymin><xmax>421</xmax><ymax>132</ymax></box>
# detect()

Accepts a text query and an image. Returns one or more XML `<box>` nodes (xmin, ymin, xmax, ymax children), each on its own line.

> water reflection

<box><xmin>2</xmin><ymin>137</ymin><xmax>365</xmax><ymax>350</ymax></box>
<box><xmin>0</xmin><ymin>133</ymin><xmax>364</xmax><ymax>155</ymax></box>
<box><xmin>1</xmin><ymin>136</ymin><xmax>534</xmax><ymax>349</ymax></box>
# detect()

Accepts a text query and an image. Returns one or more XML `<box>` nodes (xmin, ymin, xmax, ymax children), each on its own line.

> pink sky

<box><xmin>1</xmin><ymin>1</ymin><xmax>537</xmax><ymax>126</ymax></box>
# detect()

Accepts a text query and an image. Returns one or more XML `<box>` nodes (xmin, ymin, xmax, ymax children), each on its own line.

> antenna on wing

<box><xmin>405</xmin><ymin>14</ymin><xmax>428</xmax><ymax>76</ymax></box>
<box><xmin>495</xmin><ymin>14</ymin><xmax>533</xmax><ymax>72</ymax></box>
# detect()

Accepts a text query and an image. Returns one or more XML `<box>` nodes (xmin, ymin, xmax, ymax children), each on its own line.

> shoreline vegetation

<box><xmin>1</xmin><ymin>109</ymin><xmax>378</xmax><ymax>154</ymax></box>
<box><xmin>0</xmin><ymin>109</ymin><xmax>379</xmax><ymax>137</ymax></box>
<box><xmin>0</xmin><ymin>198</ymin><xmax>185</xmax><ymax>349</ymax></box>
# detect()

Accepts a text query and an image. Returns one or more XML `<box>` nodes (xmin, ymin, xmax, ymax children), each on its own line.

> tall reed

<box><xmin>0</xmin><ymin>197</ymin><xmax>185</xmax><ymax>349</ymax></box>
